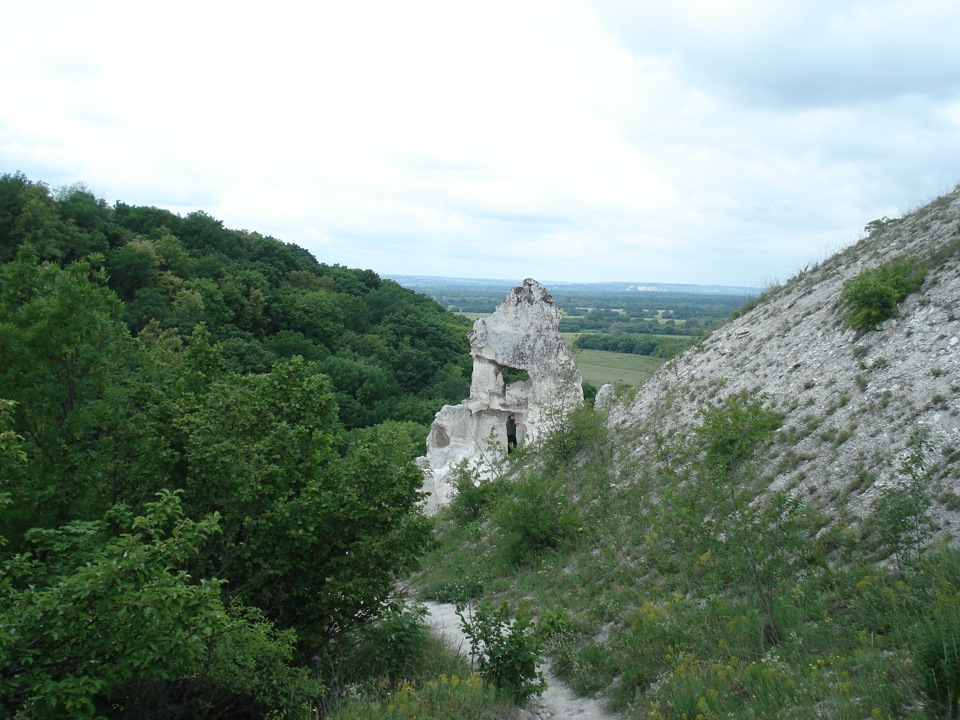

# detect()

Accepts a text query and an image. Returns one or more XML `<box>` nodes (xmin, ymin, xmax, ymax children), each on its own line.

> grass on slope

<box><xmin>417</xmin><ymin>400</ymin><xmax>959</xmax><ymax>720</ymax></box>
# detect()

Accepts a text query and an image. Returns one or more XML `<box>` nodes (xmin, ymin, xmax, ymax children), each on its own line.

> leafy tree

<box><xmin>275</xmin><ymin>287</ymin><xmax>346</xmax><ymax>350</ymax></box>
<box><xmin>0</xmin><ymin>247</ymin><xmax>135</xmax><ymax>538</ymax></box>
<box><xmin>113</xmin><ymin>202</ymin><xmax>182</xmax><ymax>237</ymax></box>
<box><xmin>0</xmin><ymin>172</ymin><xmax>34</xmax><ymax>260</ymax></box>
<box><xmin>169</xmin><ymin>356</ymin><xmax>430</xmax><ymax>649</ymax></box>
<box><xmin>0</xmin><ymin>490</ymin><xmax>320</xmax><ymax>718</ymax></box>
<box><xmin>10</xmin><ymin>184</ymin><xmax>66</xmax><ymax>261</ymax></box>
<box><xmin>320</xmin><ymin>355</ymin><xmax>401</xmax><ymax>428</ymax></box>
<box><xmin>55</xmin><ymin>184</ymin><xmax>121</xmax><ymax>258</ymax></box>
<box><xmin>105</xmin><ymin>242</ymin><xmax>158</xmax><ymax>301</ymax></box>
<box><xmin>262</xmin><ymin>329</ymin><xmax>327</xmax><ymax>362</ymax></box>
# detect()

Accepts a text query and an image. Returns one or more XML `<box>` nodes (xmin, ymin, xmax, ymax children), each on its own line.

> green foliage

<box><xmin>0</xmin><ymin>246</ymin><xmax>135</xmax><ymax>534</ymax></box>
<box><xmin>457</xmin><ymin>599</ymin><xmax>545</xmax><ymax>703</ymax></box>
<box><xmin>0</xmin><ymin>176</ymin><xmax>477</xmax><ymax>712</ymax></box>
<box><xmin>838</xmin><ymin>254</ymin><xmax>927</xmax><ymax>331</ymax></box>
<box><xmin>0</xmin><ymin>490</ymin><xmax>320</xmax><ymax>718</ymax></box>
<box><xmin>575</xmin><ymin>332</ymin><xmax>691</xmax><ymax>358</ymax></box>
<box><xmin>493</xmin><ymin>472</ymin><xmax>581</xmax><ymax>566</ymax></box>
<box><xmin>872</xmin><ymin>429</ymin><xmax>935</xmax><ymax>570</ymax></box>
<box><xmin>908</xmin><ymin>551</ymin><xmax>960</xmax><ymax>717</ymax></box>
<box><xmin>423</xmin><ymin>398</ymin><xmax>960</xmax><ymax>719</ymax></box>
<box><xmin>328</xmin><ymin>664</ymin><xmax>508</xmax><ymax>720</ymax></box>
<box><xmin>329</xmin><ymin>601</ymin><xmax>430</xmax><ymax>684</ymax></box>
<box><xmin>0</xmin><ymin>172</ymin><xmax>474</xmax><ymax>432</ymax></box>
<box><xmin>0</xmin><ymin>399</ymin><xmax>25</xmax><ymax>468</ymax></box>
<box><xmin>172</xmin><ymin>360</ymin><xmax>432</xmax><ymax>648</ymax></box>
<box><xmin>695</xmin><ymin>389</ymin><xmax>784</xmax><ymax>475</ymax></box>
<box><xmin>447</xmin><ymin>461</ymin><xmax>506</xmax><ymax>525</ymax></box>
<box><xmin>864</xmin><ymin>215</ymin><xmax>899</xmax><ymax>234</ymax></box>
<box><xmin>0</xmin><ymin>399</ymin><xmax>25</xmax><ymax>551</ymax></box>
<box><xmin>687</xmin><ymin>390</ymin><xmax>802</xmax><ymax>642</ymax></box>
<box><xmin>536</xmin><ymin>403</ymin><xmax>610</xmax><ymax>472</ymax></box>
<box><xmin>914</xmin><ymin>591</ymin><xmax>960</xmax><ymax>717</ymax></box>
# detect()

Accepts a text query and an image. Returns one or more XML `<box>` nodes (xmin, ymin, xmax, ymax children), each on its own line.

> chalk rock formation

<box><xmin>421</xmin><ymin>279</ymin><xmax>583</xmax><ymax>513</ymax></box>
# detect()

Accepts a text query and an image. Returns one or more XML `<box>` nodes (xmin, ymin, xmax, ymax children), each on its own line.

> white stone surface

<box><xmin>420</xmin><ymin>279</ymin><xmax>583</xmax><ymax>513</ymax></box>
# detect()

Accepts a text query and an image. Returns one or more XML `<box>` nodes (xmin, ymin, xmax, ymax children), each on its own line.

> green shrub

<box><xmin>537</xmin><ymin>404</ymin><xmax>609</xmax><ymax>472</ymax></box>
<box><xmin>329</xmin><ymin>672</ymin><xmax>504</xmax><ymax>720</ymax></box>
<box><xmin>870</xmin><ymin>429</ymin><xmax>934</xmax><ymax>570</ymax></box>
<box><xmin>914</xmin><ymin>590</ymin><xmax>960</xmax><ymax>716</ymax></box>
<box><xmin>330</xmin><ymin>601</ymin><xmax>429</xmax><ymax>683</ymax></box>
<box><xmin>494</xmin><ymin>473</ymin><xmax>581</xmax><ymax>565</ymax></box>
<box><xmin>838</xmin><ymin>255</ymin><xmax>927</xmax><ymax>331</ymax></box>
<box><xmin>448</xmin><ymin>461</ymin><xmax>505</xmax><ymax>526</ymax></box>
<box><xmin>327</xmin><ymin>638</ymin><xmax>511</xmax><ymax>720</ymax></box>
<box><xmin>457</xmin><ymin>599</ymin><xmax>545</xmax><ymax>703</ymax></box>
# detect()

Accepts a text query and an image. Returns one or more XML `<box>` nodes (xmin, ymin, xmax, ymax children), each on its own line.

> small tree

<box><xmin>457</xmin><ymin>599</ymin><xmax>545</xmax><ymax>703</ymax></box>
<box><xmin>688</xmin><ymin>389</ymin><xmax>810</xmax><ymax>643</ymax></box>
<box><xmin>874</xmin><ymin>428</ymin><xmax>934</xmax><ymax>570</ymax></box>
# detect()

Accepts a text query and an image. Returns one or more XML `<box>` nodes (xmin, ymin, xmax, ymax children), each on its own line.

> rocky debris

<box><xmin>604</xmin><ymin>187</ymin><xmax>960</xmax><ymax>536</ymax></box>
<box><xmin>421</xmin><ymin>279</ymin><xmax>583</xmax><ymax>513</ymax></box>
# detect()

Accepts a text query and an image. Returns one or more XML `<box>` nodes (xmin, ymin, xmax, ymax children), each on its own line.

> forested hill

<box><xmin>0</xmin><ymin>172</ymin><xmax>473</xmax><ymax>430</ymax></box>
<box><xmin>0</xmin><ymin>172</ymin><xmax>472</xmax><ymax>716</ymax></box>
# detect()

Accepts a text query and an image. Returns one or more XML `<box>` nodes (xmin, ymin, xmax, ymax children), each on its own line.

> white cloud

<box><xmin>1</xmin><ymin>0</ymin><xmax>959</xmax><ymax>286</ymax></box>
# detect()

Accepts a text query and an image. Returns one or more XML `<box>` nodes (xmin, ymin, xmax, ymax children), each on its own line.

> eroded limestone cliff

<box><xmin>420</xmin><ymin>279</ymin><xmax>583</xmax><ymax>513</ymax></box>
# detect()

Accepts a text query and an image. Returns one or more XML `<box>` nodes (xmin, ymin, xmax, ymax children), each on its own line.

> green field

<box><xmin>563</xmin><ymin>333</ymin><xmax>666</xmax><ymax>388</ymax></box>
<box><xmin>568</xmin><ymin>347</ymin><xmax>663</xmax><ymax>388</ymax></box>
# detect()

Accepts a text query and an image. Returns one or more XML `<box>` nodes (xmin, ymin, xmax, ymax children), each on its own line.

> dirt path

<box><xmin>422</xmin><ymin>601</ymin><xmax>625</xmax><ymax>720</ymax></box>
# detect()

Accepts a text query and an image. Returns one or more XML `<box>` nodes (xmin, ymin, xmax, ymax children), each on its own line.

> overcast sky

<box><xmin>2</xmin><ymin>1</ymin><xmax>958</xmax><ymax>287</ymax></box>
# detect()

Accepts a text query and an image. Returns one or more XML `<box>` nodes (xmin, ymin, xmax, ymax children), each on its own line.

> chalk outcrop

<box><xmin>603</xmin><ymin>187</ymin><xmax>960</xmax><ymax>538</ymax></box>
<box><xmin>421</xmin><ymin>279</ymin><xmax>583</xmax><ymax>512</ymax></box>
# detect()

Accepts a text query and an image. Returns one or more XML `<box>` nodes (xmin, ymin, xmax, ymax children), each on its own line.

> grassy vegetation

<box><xmin>325</xmin><ymin>635</ymin><xmax>520</xmax><ymax>720</ymax></box>
<box><xmin>564</xmin><ymin>336</ymin><xmax>665</xmax><ymax>388</ymax></box>
<box><xmin>416</xmin><ymin>395</ymin><xmax>960</xmax><ymax>719</ymax></box>
<box><xmin>572</xmin><ymin>347</ymin><xmax>663</xmax><ymax>388</ymax></box>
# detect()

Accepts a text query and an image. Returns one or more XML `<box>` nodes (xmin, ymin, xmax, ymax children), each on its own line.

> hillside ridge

<box><xmin>606</xmin><ymin>186</ymin><xmax>960</xmax><ymax>536</ymax></box>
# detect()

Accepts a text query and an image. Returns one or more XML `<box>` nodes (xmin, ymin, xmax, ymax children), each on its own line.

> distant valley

<box><xmin>388</xmin><ymin>274</ymin><xmax>759</xmax><ymax>297</ymax></box>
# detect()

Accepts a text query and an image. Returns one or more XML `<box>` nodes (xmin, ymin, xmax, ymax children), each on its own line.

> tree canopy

<box><xmin>0</xmin><ymin>172</ymin><xmax>467</xmax><ymax>716</ymax></box>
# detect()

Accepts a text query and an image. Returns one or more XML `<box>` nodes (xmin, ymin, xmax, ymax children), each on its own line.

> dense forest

<box><xmin>0</xmin><ymin>172</ymin><xmax>475</xmax><ymax>717</ymax></box>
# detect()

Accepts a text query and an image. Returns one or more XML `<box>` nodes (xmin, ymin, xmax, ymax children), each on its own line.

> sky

<box><xmin>2</xmin><ymin>1</ymin><xmax>959</xmax><ymax>288</ymax></box>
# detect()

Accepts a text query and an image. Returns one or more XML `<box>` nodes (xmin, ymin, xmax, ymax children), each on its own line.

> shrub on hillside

<box><xmin>448</xmin><ymin>461</ymin><xmax>506</xmax><ymax>525</ymax></box>
<box><xmin>457</xmin><ymin>600</ymin><xmax>545</xmax><ymax>703</ymax></box>
<box><xmin>838</xmin><ymin>255</ymin><xmax>927</xmax><ymax>332</ymax></box>
<box><xmin>494</xmin><ymin>473</ymin><xmax>581</xmax><ymax>565</ymax></box>
<box><xmin>914</xmin><ymin>588</ymin><xmax>960</xmax><ymax>716</ymax></box>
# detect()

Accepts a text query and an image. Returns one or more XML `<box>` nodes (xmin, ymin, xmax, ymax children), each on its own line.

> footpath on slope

<box><xmin>423</xmin><ymin>601</ymin><xmax>625</xmax><ymax>720</ymax></box>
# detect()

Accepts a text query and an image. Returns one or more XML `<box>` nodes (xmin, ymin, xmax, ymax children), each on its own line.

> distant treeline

<box><xmin>398</xmin><ymin>282</ymin><xmax>749</xmax><ymax>334</ymax></box>
<box><xmin>560</xmin><ymin>313</ymin><xmax>698</xmax><ymax>335</ymax></box>
<box><xmin>574</xmin><ymin>332</ymin><xmax>691</xmax><ymax>358</ymax></box>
